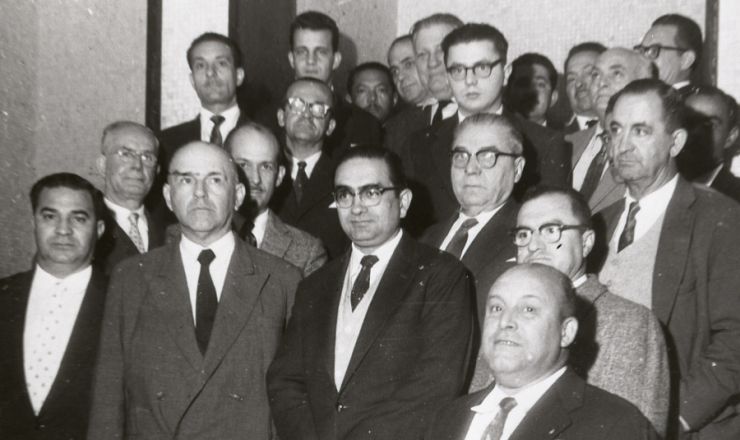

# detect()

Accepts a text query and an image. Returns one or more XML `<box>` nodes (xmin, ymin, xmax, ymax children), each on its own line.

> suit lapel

<box><xmin>566</xmin><ymin>126</ymin><xmax>598</xmax><ymax>168</ymax></box>
<box><xmin>316</xmin><ymin>254</ymin><xmax>349</xmax><ymax>382</ymax></box>
<box><xmin>429</xmin><ymin>117</ymin><xmax>458</xmax><ymax>201</ymax></box>
<box><xmin>260</xmin><ymin>210</ymin><xmax>293</xmax><ymax>259</ymax></box>
<box><xmin>294</xmin><ymin>153</ymin><xmax>334</xmax><ymax>219</ymax></box>
<box><xmin>462</xmin><ymin>202</ymin><xmax>518</xmax><ymax>275</ymax></box>
<box><xmin>150</xmin><ymin>243</ymin><xmax>203</xmax><ymax>371</ymax></box>
<box><xmin>652</xmin><ymin>178</ymin><xmax>695</xmax><ymax>323</ymax></box>
<box><xmin>146</xmin><ymin>208</ymin><xmax>165</xmax><ymax>249</ymax></box>
<box><xmin>509</xmin><ymin>370</ymin><xmax>581</xmax><ymax>440</ymax></box>
<box><xmin>339</xmin><ymin>236</ymin><xmax>417</xmax><ymax>392</ymax></box>
<box><xmin>201</xmin><ymin>240</ymin><xmax>267</xmax><ymax>375</ymax></box>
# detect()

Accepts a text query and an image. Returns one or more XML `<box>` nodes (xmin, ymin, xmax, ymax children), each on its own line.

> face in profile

<box><xmin>189</xmin><ymin>40</ymin><xmax>244</xmax><ymax>110</ymax></box>
<box><xmin>164</xmin><ymin>142</ymin><xmax>245</xmax><ymax>245</ymax></box>
<box><xmin>289</xmin><ymin>28</ymin><xmax>341</xmax><ymax>83</ymax></box>
<box><xmin>99</xmin><ymin>125</ymin><xmax>159</xmax><ymax>206</ymax></box>
<box><xmin>229</xmin><ymin>128</ymin><xmax>285</xmax><ymax>213</ymax></box>
<box><xmin>34</xmin><ymin>186</ymin><xmax>104</xmax><ymax>276</ymax></box>
<box><xmin>350</xmin><ymin>68</ymin><xmax>395</xmax><ymax>122</ymax></box>
<box><xmin>413</xmin><ymin>23</ymin><xmax>457</xmax><ymax>100</ymax></box>
<box><xmin>446</xmin><ymin>40</ymin><xmax>505</xmax><ymax>116</ymax></box>
<box><xmin>590</xmin><ymin>49</ymin><xmax>643</xmax><ymax>118</ymax></box>
<box><xmin>388</xmin><ymin>38</ymin><xmax>428</xmax><ymax>105</ymax></box>
<box><xmin>640</xmin><ymin>24</ymin><xmax>686</xmax><ymax>85</ymax></box>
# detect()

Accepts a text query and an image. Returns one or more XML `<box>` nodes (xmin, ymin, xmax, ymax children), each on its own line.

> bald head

<box><xmin>591</xmin><ymin>47</ymin><xmax>657</xmax><ymax>120</ymax></box>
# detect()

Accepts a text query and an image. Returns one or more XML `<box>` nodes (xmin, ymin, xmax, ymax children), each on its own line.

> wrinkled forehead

<box><xmin>388</xmin><ymin>39</ymin><xmax>415</xmax><ymax>64</ymax></box>
<box><xmin>454</xmin><ymin>122</ymin><xmax>520</xmax><ymax>154</ymax></box>
<box><xmin>171</xmin><ymin>144</ymin><xmax>235</xmax><ymax>176</ymax></box>
<box><xmin>229</xmin><ymin>129</ymin><xmax>281</xmax><ymax>161</ymax></box>
<box><xmin>490</xmin><ymin>266</ymin><xmax>564</xmax><ymax>308</ymax></box>
<box><xmin>642</xmin><ymin>24</ymin><xmax>679</xmax><ymax>46</ymax></box>
<box><xmin>286</xmin><ymin>81</ymin><xmax>333</xmax><ymax>105</ymax></box>
<box><xmin>104</xmin><ymin>126</ymin><xmax>158</xmax><ymax>152</ymax></box>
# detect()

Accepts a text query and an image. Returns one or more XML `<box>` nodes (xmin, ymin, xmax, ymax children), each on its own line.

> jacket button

<box><xmin>336</xmin><ymin>403</ymin><xmax>346</xmax><ymax>412</ymax></box>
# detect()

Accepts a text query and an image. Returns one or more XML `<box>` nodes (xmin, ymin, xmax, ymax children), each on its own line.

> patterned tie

<box><xmin>210</xmin><ymin>115</ymin><xmax>225</xmax><ymax>146</ymax></box>
<box><xmin>350</xmin><ymin>255</ymin><xmax>379</xmax><ymax>310</ymax></box>
<box><xmin>578</xmin><ymin>133</ymin><xmax>608</xmax><ymax>200</ymax></box>
<box><xmin>445</xmin><ymin>218</ymin><xmax>479</xmax><ymax>259</ymax></box>
<box><xmin>195</xmin><ymin>249</ymin><xmax>218</xmax><ymax>354</ymax></box>
<box><xmin>127</xmin><ymin>212</ymin><xmax>146</xmax><ymax>253</ymax></box>
<box><xmin>294</xmin><ymin>161</ymin><xmax>308</xmax><ymax>203</ymax></box>
<box><xmin>481</xmin><ymin>397</ymin><xmax>518</xmax><ymax>440</ymax></box>
<box><xmin>432</xmin><ymin>99</ymin><xmax>451</xmax><ymax>126</ymax></box>
<box><xmin>618</xmin><ymin>201</ymin><xmax>641</xmax><ymax>252</ymax></box>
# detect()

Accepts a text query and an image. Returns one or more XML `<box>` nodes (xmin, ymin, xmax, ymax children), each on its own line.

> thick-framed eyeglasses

<box><xmin>633</xmin><ymin>44</ymin><xmax>687</xmax><ymax>60</ymax></box>
<box><xmin>510</xmin><ymin>223</ymin><xmax>587</xmax><ymax>247</ymax></box>
<box><xmin>333</xmin><ymin>185</ymin><xmax>398</xmax><ymax>208</ymax></box>
<box><xmin>446</xmin><ymin>59</ymin><xmax>503</xmax><ymax>81</ymax></box>
<box><xmin>286</xmin><ymin>97</ymin><xmax>332</xmax><ymax>119</ymax></box>
<box><xmin>113</xmin><ymin>147</ymin><xmax>157</xmax><ymax>166</ymax></box>
<box><xmin>451</xmin><ymin>147</ymin><xmax>519</xmax><ymax>169</ymax></box>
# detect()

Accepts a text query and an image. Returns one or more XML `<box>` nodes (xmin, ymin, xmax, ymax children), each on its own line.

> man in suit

<box><xmin>268</xmin><ymin>146</ymin><xmax>474</xmax><ymax>440</ymax></box>
<box><xmin>0</xmin><ymin>172</ymin><xmax>108</xmax><ymax>439</ymax></box>
<box><xmin>567</xmin><ymin>47</ymin><xmax>655</xmax><ymax>213</ymax></box>
<box><xmin>504</xmin><ymin>53</ymin><xmax>559</xmax><ymax>128</ymax></box>
<box><xmin>562</xmin><ymin>42</ymin><xmax>606</xmax><ymax>134</ymax></box>
<box><xmin>505</xmin><ymin>185</ymin><xmax>669</xmax><ymax>434</ymax></box>
<box><xmin>346</xmin><ymin>62</ymin><xmax>396</xmax><ymax>124</ymax></box>
<box><xmin>422</xmin><ymin>113</ymin><xmax>523</xmax><ymax>326</ymax></box>
<box><xmin>387</xmin><ymin>34</ymin><xmax>431</xmax><ymax>107</ymax></box>
<box><xmin>684</xmin><ymin>85</ymin><xmax>740</xmax><ymax>202</ymax></box>
<box><xmin>637</xmin><ymin>14</ymin><xmax>702</xmax><ymax>93</ymax></box>
<box><xmin>596</xmin><ymin>79</ymin><xmax>740</xmax><ymax>439</ymax></box>
<box><xmin>95</xmin><ymin>121</ymin><xmax>165</xmax><ymax>274</ymax></box>
<box><xmin>87</xmin><ymin>142</ymin><xmax>301</xmax><ymax>439</ymax></box>
<box><xmin>426</xmin><ymin>264</ymin><xmax>658</xmax><ymax>440</ymax></box>
<box><xmin>271</xmin><ymin>77</ymin><xmax>349</xmax><ymax>259</ymax></box>
<box><xmin>407</xmin><ymin>23</ymin><xmax>569</xmax><ymax>234</ymax></box>
<box><xmin>226</xmin><ymin>122</ymin><xmax>327</xmax><ymax>276</ymax></box>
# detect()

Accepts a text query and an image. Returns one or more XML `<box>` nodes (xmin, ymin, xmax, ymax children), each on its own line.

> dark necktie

<box><xmin>294</xmin><ymin>161</ymin><xmax>308</xmax><ymax>203</ymax></box>
<box><xmin>618</xmin><ymin>201</ymin><xmax>641</xmax><ymax>252</ymax></box>
<box><xmin>586</xmin><ymin>119</ymin><xmax>598</xmax><ymax>128</ymax></box>
<box><xmin>432</xmin><ymin>100</ymin><xmax>451</xmax><ymax>126</ymax></box>
<box><xmin>445</xmin><ymin>218</ymin><xmax>479</xmax><ymax>259</ymax></box>
<box><xmin>481</xmin><ymin>397</ymin><xmax>517</xmax><ymax>440</ymax></box>
<box><xmin>210</xmin><ymin>115</ymin><xmax>225</xmax><ymax>146</ymax></box>
<box><xmin>195</xmin><ymin>249</ymin><xmax>218</xmax><ymax>354</ymax></box>
<box><xmin>578</xmin><ymin>133</ymin><xmax>608</xmax><ymax>200</ymax></box>
<box><xmin>350</xmin><ymin>255</ymin><xmax>379</xmax><ymax>310</ymax></box>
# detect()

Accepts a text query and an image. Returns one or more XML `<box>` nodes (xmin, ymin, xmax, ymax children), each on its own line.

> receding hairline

<box><xmin>285</xmin><ymin>77</ymin><xmax>334</xmax><ymax>103</ymax></box>
<box><xmin>101</xmin><ymin>120</ymin><xmax>159</xmax><ymax>154</ymax></box>
<box><xmin>169</xmin><ymin>141</ymin><xmax>240</xmax><ymax>181</ymax></box>
<box><xmin>492</xmin><ymin>263</ymin><xmax>576</xmax><ymax>319</ymax></box>
<box><xmin>454</xmin><ymin>115</ymin><xmax>524</xmax><ymax>155</ymax></box>
<box><xmin>225</xmin><ymin>124</ymin><xmax>281</xmax><ymax>160</ymax></box>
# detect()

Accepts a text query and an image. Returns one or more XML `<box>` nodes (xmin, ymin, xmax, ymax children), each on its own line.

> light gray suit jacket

<box><xmin>261</xmin><ymin>210</ymin><xmax>327</xmax><ymax>278</ymax></box>
<box><xmin>87</xmin><ymin>235</ymin><xmax>301</xmax><ymax>440</ymax></box>
<box><xmin>567</xmin><ymin>126</ymin><xmax>625</xmax><ymax>213</ymax></box>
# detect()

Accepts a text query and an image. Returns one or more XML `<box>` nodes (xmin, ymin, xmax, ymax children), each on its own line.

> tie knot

<box><xmin>438</xmin><ymin>99</ymin><xmax>452</xmax><ymax>108</ymax></box>
<box><xmin>297</xmin><ymin>161</ymin><xmax>307</xmax><ymax>171</ymax></box>
<box><xmin>360</xmin><ymin>255</ymin><xmax>379</xmax><ymax>269</ymax></box>
<box><xmin>198</xmin><ymin>249</ymin><xmax>216</xmax><ymax>266</ymax></box>
<box><xmin>128</xmin><ymin>212</ymin><xmax>139</xmax><ymax>225</ymax></box>
<box><xmin>211</xmin><ymin>115</ymin><xmax>225</xmax><ymax>126</ymax></box>
<box><xmin>586</xmin><ymin>119</ymin><xmax>598</xmax><ymax>128</ymax></box>
<box><xmin>459</xmin><ymin>218</ymin><xmax>479</xmax><ymax>231</ymax></box>
<box><xmin>627</xmin><ymin>201</ymin><xmax>641</xmax><ymax>215</ymax></box>
<box><xmin>499</xmin><ymin>396</ymin><xmax>517</xmax><ymax>413</ymax></box>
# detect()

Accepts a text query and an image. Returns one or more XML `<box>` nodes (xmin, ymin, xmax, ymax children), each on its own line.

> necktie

<box><xmin>350</xmin><ymin>255</ymin><xmax>379</xmax><ymax>310</ymax></box>
<box><xmin>294</xmin><ymin>161</ymin><xmax>308</xmax><ymax>203</ymax></box>
<box><xmin>618</xmin><ymin>201</ymin><xmax>640</xmax><ymax>252</ymax></box>
<box><xmin>195</xmin><ymin>249</ymin><xmax>218</xmax><ymax>354</ymax></box>
<box><xmin>210</xmin><ymin>115</ymin><xmax>225</xmax><ymax>146</ymax></box>
<box><xmin>586</xmin><ymin>119</ymin><xmax>598</xmax><ymax>128</ymax></box>
<box><xmin>432</xmin><ymin>100</ymin><xmax>451</xmax><ymax>126</ymax></box>
<box><xmin>445</xmin><ymin>218</ymin><xmax>479</xmax><ymax>259</ymax></box>
<box><xmin>481</xmin><ymin>397</ymin><xmax>517</xmax><ymax>440</ymax></box>
<box><xmin>127</xmin><ymin>212</ymin><xmax>146</xmax><ymax>253</ymax></box>
<box><xmin>579</xmin><ymin>134</ymin><xmax>608</xmax><ymax>200</ymax></box>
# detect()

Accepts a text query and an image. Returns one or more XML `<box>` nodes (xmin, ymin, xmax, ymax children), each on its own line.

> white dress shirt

<box><xmin>252</xmin><ymin>210</ymin><xmax>269</xmax><ymax>248</ymax></box>
<box><xmin>572</xmin><ymin>125</ymin><xmax>607</xmax><ymax>190</ymax></box>
<box><xmin>291</xmin><ymin>150</ymin><xmax>322</xmax><ymax>180</ymax></box>
<box><xmin>458</xmin><ymin>103</ymin><xmax>503</xmax><ymax>122</ymax></box>
<box><xmin>464</xmin><ymin>367</ymin><xmax>567</xmax><ymax>440</ymax></box>
<box><xmin>199</xmin><ymin>104</ymin><xmax>241</xmax><ymax>143</ymax></box>
<box><xmin>439</xmin><ymin>205</ymin><xmax>504</xmax><ymax>258</ymax></box>
<box><xmin>575</xmin><ymin>114</ymin><xmax>596</xmax><ymax>131</ymax></box>
<box><xmin>428</xmin><ymin>99</ymin><xmax>459</xmax><ymax>124</ymax></box>
<box><xmin>672</xmin><ymin>80</ymin><xmax>691</xmax><ymax>90</ymax></box>
<box><xmin>611</xmin><ymin>174</ymin><xmax>678</xmax><ymax>247</ymax></box>
<box><xmin>104</xmin><ymin>198</ymin><xmax>149</xmax><ymax>250</ymax></box>
<box><xmin>334</xmin><ymin>230</ymin><xmax>403</xmax><ymax>389</ymax></box>
<box><xmin>24</xmin><ymin>265</ymin><xmax>92</xmax><ymax>414</ymax></box>
<box><xmin>179</xmin><ymin>232</ymin><xmax>236</xmax><ymax>322</ymax></box>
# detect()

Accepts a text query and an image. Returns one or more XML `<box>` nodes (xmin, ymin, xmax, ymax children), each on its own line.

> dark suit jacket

<box><xmin>87</xmin><ymin>236</ymin><xmax>301</xmax><ymax>440</ymax></box>
<box><xmin>95</xmin><ymin>207</ymin><xmax>165</xmax><ymax>274</ymax></box>
<box><xmin>271</xmin><ymin>152</ymin><xmax>349</xmax><ymax>259</ymax></box>
<box><xmin>425</xmin><ymin>368</ymin><xmax>658</xmax><ymax>440</ymax></box>
<box><xmin>709</xmin><ymin>166</ymin><xmax>740</xmax><ymax>204</ymax></box>
<box><xmin>383</xmin><ymin>105</ymin><xmax>429</xmax><ymax>174</ymax></box>
<box><xmin>267</xmin><ymin>234</ymin><xmax>474</xmax><ymax>440</ymax></box>
<box><xmin>0</xmin><ymin>267</ymin><xmax>108</xmax><ymax>440</ymax></box>
<box><xmin>595</xmin><ymin>177</ymin><xmax>740</xmax><ymax>439</ymax></box>
<box><xmin>328</xmin><ymin>100</ymin><xmax>383</xmax><ymax>155</ymax></box>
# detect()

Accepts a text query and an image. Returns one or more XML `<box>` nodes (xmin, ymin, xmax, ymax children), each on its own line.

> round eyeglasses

<box><xmin>451</xmin><ymin>147</ymin><xmax>519</xmax><ymax>169</ymax></box>
<box><xmin>333</xmin><ymin>185</ymin><xmax>398</xmax><ymax>208</ymax></box>
<box><xmin>286</xmin><ymin>97</ymin><xmax>332</xmax><ymax>119</ymax></box>
<box><xmin>633</xmin><ymin>44</ymin><xmax>687</xmax><ymax>61</ymax></box>
<box><xmin>446</xmin><ymin>59</ymin><xmax>503</xmax><ymax>81</ymax></box>
<box><xmin>113</xmin><ymin>147</ymin><xmax>157</xmax><ymax>166</ymax></box>
<box><xmin>510</xmin><ymin>223</ymin><xmax>587</xmax><ymax>247</ymax></box>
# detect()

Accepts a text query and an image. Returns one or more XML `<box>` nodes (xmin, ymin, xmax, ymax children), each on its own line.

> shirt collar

<box><xmin>573</xmin><ymin>274</ymin><xmax>588</xmax><ymax>288</ymax></box>
<box><xmin>576</xmin><ymin>114</ymin><xmax>597</xmax><ymax>131</ymax></box>
<box><xmin>291</xmin><ymin>150</ymin><xmax>322</xmax><ymax>179</ymax></box>
<box><xmin>672</xmin><ymin>80</ymin><xmax>691</xmax><ymax>90</ymax></box>
<box><xmin>104</xmin><ymin>197</ymin><xmax>145</xmax><ymax>220</ymax></box>
<box><xmin>458</xmin><ymin>103</ymin><xmax>502</xmax><ymax>122</ymax></box>
<box><xmin>348</xmin><ymin>229</ymin><xmax>403</xmax><ymax>273</ymax></box>
<box><xmin>34</xmin><ymin>263</ymin><xmax>92</xmax><ymax>285</ymax></box>
<box><xmin>626</xmin><ymin>173</ymin><xmax>679</xmax><ymax>205</ymax></box>
<box><xmin>179</xmin><ymin>230</ymin><xmax>236</xmax><ymax>263</ymax></box>
<box><xmin>459</xmin><ymin>202</ymin><xmax>505</xmax><ymax>227</ymax></box>
<box><xmin>201</xmin><ymin>104</ymin><xmax>240</xmax><ymax>124</ymax></box>
<box><xmin>252</xmin><ymin>210</ymin><xmax>270</xmax><ymax>247</ymax></box>
<box><xmin>472</xmin><ymin>366</ymin><xmax>567</xmax><ymax>414</ymax></box>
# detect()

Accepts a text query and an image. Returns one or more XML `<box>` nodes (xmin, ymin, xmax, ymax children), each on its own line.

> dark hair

<box><xmin>652</xmin><ymin>14</ymin><xmax>703</xmax><ymax>69</ymax></box>
<box><xmin>290</xmin><ymin>11</ymin><xmax>339</xmax><ymax>52</ymax></box>
<box><xmin>335</xmin><ymin>145</ymin><xmax>407</xmax><ymax>190</ymax></box>
<box><xmin>410</xmin><ymin>13</ymin><xmax>463</xmax><ymax>39</ymax></box>
<box><xmin>30</xmin><ymin>172</ymin><xmax>105</xmax><ymax>220</ymax></box>
<box><xmin>606</xmin><ymin>78</ymin><xmax>687</xmax><ymax>132</ymax></box>
<box><xmin>224</xmin><ymin>121</ymin><xmax>287</xmax><ymax>167</ymax></box>
<box><xmin>389</xmin><ymin>34</ymin><xmax>412</xmax><ymax>52</ymax></box>
<box><xmin>101</xmin><ymin>120</ymin><xmax>159</xmax><ymax>154</ymax></box>
<box><xmin>455</xmin><ymin>113</ymin><xmax>524</xmax><ymax>155</ymax></box>
<box><xmin>688</xmin><ymin>85</ymin><xmax>739</xmax><ymax>128</ymax></box>
<box><xmin>186</xmin><ymin>32</ymin><xmax>243</xmax><ymax>69</ymax></box>
<box><xmin>511</xmin><ymin>52</ymin><xmax>558</xmax><ymax>89</ymax></box>
<box><xmin>347</xmin><ymin>62</ymin><xmax>394</xmax><ymax>94</ymax></box>
<box><xmin>564</xmin><ymin>41</ymin><xmax>607</xmax><ymax>71</ymax></box>
<box><xmin>521</xmin><ymin>185</ymin><xmax>593</xmax><ymax>229</ymax></box>
<box><xmin>441</xmin><ymin>23</ymin><xmax>509</xmax><ymax>65</ymax></box>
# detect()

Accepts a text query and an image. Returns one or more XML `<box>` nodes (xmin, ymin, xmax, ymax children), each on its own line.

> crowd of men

<box><xmin>1</xmin><ymin>8</ymin><xmax>739</xmax><ymax>440</ymax></box>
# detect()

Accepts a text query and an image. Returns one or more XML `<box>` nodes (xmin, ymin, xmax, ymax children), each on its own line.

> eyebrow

<box><xmin>39</xmin><ymin>207</ymin><xmax>91</xmax><ymax>217</ymax></box>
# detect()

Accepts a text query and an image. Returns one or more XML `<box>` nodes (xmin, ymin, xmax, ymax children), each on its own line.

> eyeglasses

<box><xmin>510</xmin><ymin>223</ymin><xmax>587</xmax><ymax>247</ymax></box>
<box><xmin>451</xmin><ymin>147</ymin><xmax>519</xmax><ymax>169</ymax></box>
<box><xmin>446</xmin><ymin>59</ymin><xmax>503</xmax><ymax>81</ymax></box>
<box><xmin>286</xmin><ymin>97</ymin><xmax>332</xmax><ymax>119</ymax></box>
<box><xmin>113</xmin><ymin>147</ymin><xmax>157</xmax><ymax>166</ymax></box>
<box><xmin>333</xmin><ymin>185</ymin><xmax>398</xmax><ymax>208</ymax></box>
<box><xmin>633</xmin><ymin>44</ymin><xmax>687</xmax><ymax>60</ymax></box>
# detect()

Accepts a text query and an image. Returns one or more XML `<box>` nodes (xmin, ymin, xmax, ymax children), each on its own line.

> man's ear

<box><xmin>325</xmin><ymin>118</ymin><xmax>336</xmax><ymax>137</ymax></box>
<box><xmin>549</xmin><ymin>89</ymin><xmax>559</xmax><ymax>108</ymax></box>
<box><xmin>669</xmin><ymin>128</ymin><xmax>688</xmax><ymax>158</ymax></box>
<box><xmin>236</xmin><ymin>67</ymin><xmax>245</xmax><ymax>87</ymax></box>
<box><xmin>582</xmin><ymin>228</ymin><xmax>595</xmax><ymax>258</ymax></box>
<box><xmin>725</xmin><ymin>126</ymin><xmax>740</xmax><ymax>150</ymax></box>
<box><xmin>277</xmin><ymin>109</ymin><xmax>286</xmax><ymax>128</ymax></box>
<box><xmin>276</xmin><ymin>165</ymin><xmax>286</xmax><ymax>187</ymax></box>
<box><xmin>345</xmin><ymin>93</ymin><xmax>353</xmax><ymax>104</ymax></box>
<box><xmin>96</xmin><ymin>219</ymin><xmax>106</xmax><ymax>239</ymax></box>
<box><xmin>163</xmin><ymin>183</ymin><xmax>173</xmax><ymax>212</ymax></box>
<box><xmin>560</xmin><ymin>316</ymin><xmax>579</xmax><ymax>348</ymax></box>
<box><xmin>189</xmin><ymin>72</ymin><xmax>195</xmax><ymax>90</ymax></box>
<box><xmin>503</xmin><ymin>63</ymin><xmax>513</xmax><ymax>86</ymax></box>
<box><xmin>680</xmin><ymin>50</ymin><xmax>697</xmax><ymax>71</ymax></box>
<box><xmin>288</xmin><ymin>51</ymin><xmax>296</xmax><ymax>71</ymax></box>
<box><xmin>234</xmin><ymin>182</ymin><xmax>246</xmax><ymax>210</ymax></box>
<box><xmin>96</xmin><ymin>155</ymin><xmax>107</xmax><ymax>177</ymax></box>
<box><xmin>513</xmin><ymin>156</ymin><xmax>526</xmax><ymax>183</ymax></box>
<box><xmin>332</xmin><ymin>51</ymin><xmax>343</xmax><ymax>71</ymax></box>
<box><xmin>399</xmin><ymin>188</ymin><xmax>413</xmax><ymax>219</ymax></box>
